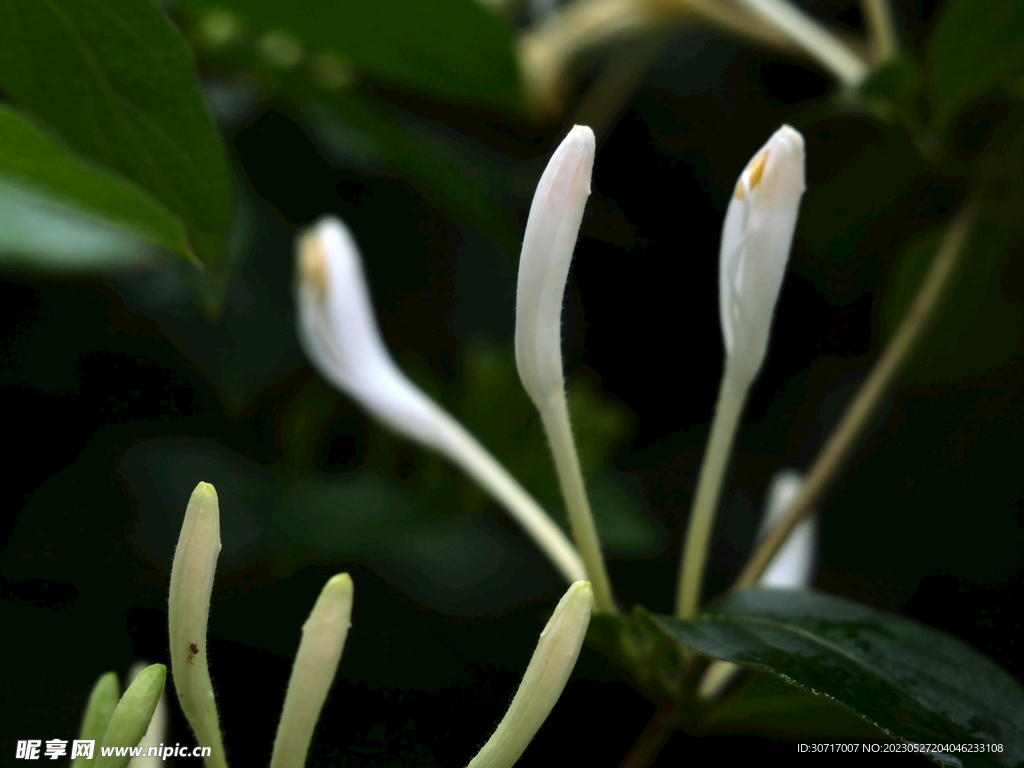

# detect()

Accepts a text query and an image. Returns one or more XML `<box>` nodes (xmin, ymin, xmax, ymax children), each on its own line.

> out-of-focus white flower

<box><xmin>295</xmin><ymin>218</ymin><xmax>586</xmax><ymax>585</ymax></box>
<box><xmin>513</xmin><ymin>125</ymin><xmax>615</xmax><ymax>613</ymax></box>
<box><xmin>466</xmin><ymin>581</ymin><xmax>593</xmax><ymax>768</ymax></box>
<box><xmin>719</xmin><ymin>124</ymin><xmax>805</xmax><ymax>391</ymax></box>
<box><xmin>758</xmin><ymin>469</ymin><xmax>817</xmax><ymax>588</ymax></box>
<box><xmin>271</xmin><ymin>574</ymin><xmax>354</xmax><ymax>768</ymax></box>
<box><xmin>168</xmin><ymin>482</ymin><xmax>228</xmax><ymax>768</ymax></box>
<box><xmin>698</xmin><ymin>469</ymin><xmax>817</xmax><ymax>699</ymax></box>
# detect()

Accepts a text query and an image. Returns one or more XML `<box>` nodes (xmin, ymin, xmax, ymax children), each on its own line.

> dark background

<box><xmin>2</xmin><ymin>0</ymin><xmax>1022</xmax><ymax>765</ymax></box>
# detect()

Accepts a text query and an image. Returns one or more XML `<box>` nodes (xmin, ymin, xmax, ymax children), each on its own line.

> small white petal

<box><xmin>719</xmin><ymin>124</ymin><xmax>805</xmax><ymax>389</ymax></box>
<box><xmin>758</xmin><ymin>469</ymin><xmax>817</xmax><ymax>588</ymax></box>
<box><xmin>296</xmin><ymin>218</ymin><xmax>587</xmax><ymax>585</ymax></box>
<box><xmin>514</xmin><ymin>125</ymin><xmax>594</xmax><ymax>408</ymax></box>
<box><xmin>168</xmin><ymin>482</ymin><xmax>227</xmax><ymax>766</ymax></box>
<box><xmin>466</xmin><ymin>581</ymin><xmax>593</xmax><ymax>768</ymax></box>
<box><xmin>271</xmin><ymin>574</ymin><xmax>354</xmax><ymax>768</ymax></box>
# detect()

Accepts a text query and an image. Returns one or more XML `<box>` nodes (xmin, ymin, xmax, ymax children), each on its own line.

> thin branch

<box><xmin>734</xmin><ymin>199</ymin><xmax>979</xmax><ymax>590</ymax></box>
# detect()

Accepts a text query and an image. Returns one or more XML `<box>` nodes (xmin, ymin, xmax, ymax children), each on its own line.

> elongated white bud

<box><xmin>719</xmin><ymin>124</ymin><xmax>805</xmax><ymax>391</ymax></box>
<box><xmin>271</xmin><ymin>574</ymin><xmax>354</xmax><ymax>768</ymax></box>
<box><xmin>296</xmin><ymin>217</ymin><xmax>586</xmax><ymax>585</ymax></box>
<box><xmin>514</xmin><ymin>125</ymin><xmax>594</xmax><ymax>409</ymax></box>
<box><xmin>512</xmin><ymin>125</ymin><xmax>616</xmax><ymax>613</ymax></box>
<box><xmin>168</xmin><ymin>482</ymin><xmax>228</xmax><ymax>768</ymax></box>
<box><xmin>466</xmin><ymin>581</ymin><xmax>593</xmax><ymax>768</ymax></box>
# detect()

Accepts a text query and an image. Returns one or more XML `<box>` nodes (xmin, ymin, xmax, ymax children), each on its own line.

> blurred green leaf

<box><xmin>0</xmin><ymin>0</ymin><xmax>231</xmax><ymax>270</ymax></box>
<box><xmin>927</xmin><ymin>0</ymin><xmax>1024</xmax><ymax>132</ymax></box>
<box><xmin>0</xmin><ymin>106</ymin><xmax>191</xmax><ymax>266</ymax></box>
<box><xmin>651</xmin><ymin>588</ymin><xmax>1024</xmax><ymax>767</ymax></box>
<box><xmin>587</xmin><ymin>608</ymin><xmax>688</xmax><ymax>702</ymax></box>
<box><xmin>202</xmin><ymin>0</ymin><xmax>522</xmax><ymax>111</ymax></box>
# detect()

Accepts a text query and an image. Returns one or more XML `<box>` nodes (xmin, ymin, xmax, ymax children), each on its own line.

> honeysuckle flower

<box><xmin>168</xmin><ymin>482</ymin><xmax>228</xmax><ymax>768</ymax></box>
<box><xmin>127</xmin><ymin>662</ymin><xmax>168</xmax><ymax>768</ymax></box>
<box><xmin>466</xmin><ymin>581</ymin><xmax>593</xmax><ymax>768</ymax></box>
<box><xmin>698</xmin><ymin>469</ymin><xmax>817</xmax><ymax>699</ymax></box>
<box><xmin>677</xmin><ymin>125</ymin><xmax>806</xmax><ymax>618</ymax></box>
<box><xmin>720</xmin><ymin>124</ymin><xmax>806</xmax><ymax>392</ymax></box>
<box><xmin>295</xmin><ymin>216</ymin><xmax>586</xmax><ymax>585</ymax></box>
<box><xmin>71</xmin><ymin>672</ymin><xmax>119</xmax><ymax>768</ymax></box>
<box><xmin>96</xmin><ymin>664</ymin><xmax>167</xmax><ymax>768</ymax></box>
<box><xmin>271</xmin><ymin>574</ymin><xmax>354</xmax><ymax>768</ymax></box>
<box><xmin>514</xmin><ymin>125</ymin><xmax>615</xmax><ymax>613</ymax></box>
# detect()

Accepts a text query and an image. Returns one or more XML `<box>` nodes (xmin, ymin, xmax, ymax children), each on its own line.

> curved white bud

<box><xmin>271</xmin><ymin>574</ymin><xmax>354</xmax><ymax>768</ymax></box>
<box><xmin>719</xmin><ymin>124</ymin><xmax>805</xmax><ymax>390</ymax></box>
<box><xmin>512</xmin><ymin>126</ymin><xmax>616</xmax><ymax>613</ymax></box>
<box><xmin>168</xmin><ymin>482</ymin><xmax>228</xmax><ymax>768</ymax></box>
<box><xmin>514</xmin><ymin>124</ymin><xmax>594</xmax><ymax>408</ymax></box>
<box><xmin>466</xmin><ymin>581</ymin><xmax>593</xmax><ymax>768</ymax></box>
<box><xmin>296</xmin><ymin>217</ymin><xmax>586</xmax><ymax>585</ymax></box>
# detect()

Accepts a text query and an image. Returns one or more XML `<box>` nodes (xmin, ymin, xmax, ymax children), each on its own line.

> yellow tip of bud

<box><xmin>298</xmin><ymin>232</ymin><xmax>329</xmax><ymax>300</ymax></box>
<box><xmin>733</xmin><ymin>147</ymin><xmax>770</xmax><ymax>201</ymax></box>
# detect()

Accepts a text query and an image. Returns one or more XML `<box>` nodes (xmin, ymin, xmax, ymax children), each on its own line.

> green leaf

<box><xmin>651</xmin><ymin>588</ymin><xmax>1024</xmax><ymax>767</ymax></box>
<box><xmin>926</xmin><ymin>0</ymin><xmax>1024</xmax><ymax>132</ymax></box>
<box><xmin>0</xmin><ymin>0</ymin><xmax>231</xmax><ymax>269</ymax></box>
<box><xmin>0</xmin><ymin>106</ymin><xmax>193</xmax><ymax>265</ymax></box>
<box><xmin>202</xmin><ymin>0</ymin><xmax>521</xmax><ymax>111</ymax></box>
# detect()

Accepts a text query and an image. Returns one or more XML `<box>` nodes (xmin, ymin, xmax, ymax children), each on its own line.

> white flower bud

<box><xmin>719</xmin><ymin>124</ymin><xmax>805</xmax><ymax>390</ymax></box>
<box><xmin>514</xmin><ymin>124</ymin><xmax>594</xmax><ymax>409</ymax></box>
<box><xmin>168</xmin><ymin>482</ymin><xmax>227</xmax><ymax>766</ymax></box>
<box><xmin>271</xmin><ymin>574</ymin><xmax>354</xmax><ymax>768</ymax></box>
<box><xmin>295</xmin><ymin>217</ymin><xmax>586</xmax><ymax>585</ymax></box>
<box><xmin>466</xmin><ymin>581</ymin><xmax>593</xmax><ymax>768</ymax></box>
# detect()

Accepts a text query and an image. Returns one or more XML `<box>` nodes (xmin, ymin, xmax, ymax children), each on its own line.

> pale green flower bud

<box><xmin>271</xmin><ymin>574</ymin><xmax>354</xmax><ymax>768</ymax></box>
<box><xmin>168</xmin><ymin>482</ymin><xmax>227</xmax><ymax>767</ymax></box>
<box><xmin>720</xmin><ymin>124</ymin><xmax>806</xmax><ymax>391</ymax></box>
<box><xmin>466</xmin><ymin>581</ymin><xmax>593</xmax><ymax>768</ymax></box>
<box><xmin>71</xmin><ymin>672</ymin><xmax>119</xmax><ymax>768</ymax></box>
<box><xmin>94</xmin><ymin>664</ymin><xmax>166</xmax><ymax>768</ymax></box>
<box><xmin>127</xmin><ymin>662</ymin><xmax>168</xmax><ymax>768</ymax></box>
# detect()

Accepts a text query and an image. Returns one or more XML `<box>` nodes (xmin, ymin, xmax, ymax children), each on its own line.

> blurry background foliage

<box><xmin>0</xmin><ymin>0</ymin><xmax>1022</xmax><ymax>764</ymax></box>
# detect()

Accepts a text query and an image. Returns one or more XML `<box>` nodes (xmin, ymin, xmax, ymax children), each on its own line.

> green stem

<box><xmin>734</xmin><ymin>199</ymin><xmax>977</xmax><ymax>590</ymax></box>
<box><xmin>618</xmin><ymin>702</ymin><xmax>677</xmax><ymax>768</ymax></box>
<box><xmin>863</xmin><ymin>0</ymin><xmax>899</xmax><ymax>63</ymax></box>
<box><xmin>675</xmin><ymin>376</ymin><xmax>748</xmax><ymax>618</ymax></box>
<box><xmin>539</xmin><ymin>391</ymin><xmax>618</xmax><ymax>613</ymax></box>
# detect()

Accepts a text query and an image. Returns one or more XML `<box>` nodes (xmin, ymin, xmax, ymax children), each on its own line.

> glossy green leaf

<box><xmin>0</xmin><ymin>106</ymin><xmax>192</xmax><ymax>265</ymax></box>
<box><xmin>0</xmin><ymin>0</ymin><xmax>231</xmax><ymax>269</ymax></box>
<box><xmin>927</xmin><ymin>0</ymin><xmax>1024</xmax><ymax>131</ymax></box>
<box><xmin>651</xmin><ymin>588</ymin><xmax>1024</xmax><ymax>767</ymax></box>
<box><xmin>203</xmin><ymin>0</ymin><xmax>521</xmax><ymax>111</ymax></box>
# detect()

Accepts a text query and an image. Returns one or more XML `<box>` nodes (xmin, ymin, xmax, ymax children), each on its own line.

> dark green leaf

<box><xmin>0</xmin><ymin>105</ymin><xmax>192</xmax><ymax>265</ymax></box>
<box><xmin>587</xmin><ymin>609</ymin><xmax>688</xmax><ymax>702</ymax></box>
<box><xmin>651</xmin><ymin>588</ymin><xmax>1024</xmax><ymax>767</ymax></box>
<box><xmin>202</xmin><ymin>0</ymin><xmax>521</xmax><ymax>111</ymax></box>
<box><xmin>926</xmin><ymin>0</ymin><xmax>1024</xmax><ymax>132</ymax></box>
<box><xmin>0</xmin><ymin>0</ymin><xmax>231</xmax><ymax>269</ymax></box>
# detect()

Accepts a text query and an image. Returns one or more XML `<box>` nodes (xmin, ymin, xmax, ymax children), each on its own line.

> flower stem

<box><xmin>433</xmin><ymin>410</ymin><xmax>589</xmax><ymax>586</ymax></box>
<box><xmin>675</xmin><ymin>376</ymin><xmax>748</xmax><ymax>618</ymax></box>
<box><xmin>539</xmin><ymin>392</ymin><xmax>618</xmax><ymax>614</ymax></box>
<box><xmin>863</xmin><ymin>0</ymin><xmax>899</xmax><ymax>63</ymax></box>
<box><xmin>618</xmin><ymin>702</ymin><xmax>677</xmax><ymax>768</ymax></box>
<box><xmin>734</xmin><ymin>200</ymin><xmax>978</xmax><ymax>590</ymax></box>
